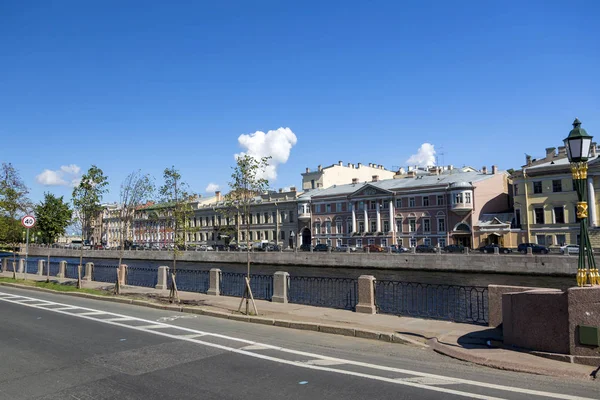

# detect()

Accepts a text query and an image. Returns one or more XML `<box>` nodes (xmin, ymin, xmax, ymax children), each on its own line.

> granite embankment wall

<box><xmin>25</xmin><ymin>247</ymin><xmax>577</xmax><ymax>276</ymax></box>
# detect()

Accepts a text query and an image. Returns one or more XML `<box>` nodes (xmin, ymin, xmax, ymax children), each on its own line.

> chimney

<box><xmin>352</xmin><ymin>178</ymin><xmax>359</xmax><ymax>184</ymax></box>
<box><xmin>338</xmin><ymin>160</ymin><xmax>343</xmax><ymax>166</ymax></box>
<box><xmin>482</xmin><ymin>166</ymin><xmax>487</xmax><ymax>174</ymax></box>
<box><xmin>545</xmin><ymin>147</ymin><xmax>556</xmax><ymax>159</ymax></box>
<box><xmin>368</xmin><ymin>163</ymin><xmax>372</xmax><ymax>167</ymax></box>
<box><xmin>357</xmin><ymin>163</ymin><xmax>362</xmax><ymax>168</ymax></box>
<box><xmin>290</xmin><ymin>186</ymin><xmax>296</xmax><ymax>192</ymax></box>
<box><xmin>557</xmin><ymin>146</ymin><xmax>566</xmax><ymax>156</ymax></box>
<box><xmin>278</xmin><ymin>188</ymin><xmax>283</xmax><ymax>193</ymax></box>
<box><xmin>448</xmin><ymin>164</ymin><xmax>453</xmax><ymax>171</ymax></box>
<box><xmin>526</xmin><ymin>155</ymin><xmax>532</xmax><ymax>166</ymax></box>
<box><xmin>592</xmin><ymin>143</ymin><xmax>598</xmax><ymax>157</ymax></box>
<box><xmin>347</xmin><ymin>162</ymin><xmax>352</xmax><ymax>167</ymax></box>
<box><xmin>372</xmin><ymin>175</ymin><xmax>379</xmax><ymax>182</ymax></box>
<box><xmin>306</xmin><ymin>167</ymin><xmax>310</xmax><ymax>173</ymax></box>
<box><xmin>318</xmin><ymin>165</ymin><xmax>322</xmax><ymax>171</ymax></box>
<box><xmin>492</xmin><ymin>165</ymin><xmax>498</xmax><ymax>174</ymax></box>
<box><xmin>215</xmin><ymin>191</ymin><xmax>222</xmax><ymax>201</ymax></box>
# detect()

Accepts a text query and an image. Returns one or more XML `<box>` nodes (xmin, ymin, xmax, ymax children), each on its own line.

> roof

<box><xmin>306</xmin><ymin>170</ymin><xmax>502</xmax><ymax>200</ymax></box>
<box><xmin>476</xmin><ymin>212</ymin><xmax>514</xmax><ymax>227</ymax></box>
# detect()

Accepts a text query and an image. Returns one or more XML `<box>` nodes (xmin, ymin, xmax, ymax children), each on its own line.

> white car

<box><xmin>560</xmin><ymin>244</ymin><xmax>579</xmax><ymax>255</ymax></box>
<box><xmin>335</xmin><ymin>244</ymin><xmax>358</xmax><ymax>252</ymax></box>
<box><xmin>198</xmin><ymin>244</ymin><xmax>214</xmax><ymax>251</ymax></box>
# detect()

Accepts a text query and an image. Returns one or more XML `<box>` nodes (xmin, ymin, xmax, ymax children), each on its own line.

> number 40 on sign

<box><xmin>21</xmin><ymin>215</ymin><xmax>36</xmax><ymax>229</ymax></box>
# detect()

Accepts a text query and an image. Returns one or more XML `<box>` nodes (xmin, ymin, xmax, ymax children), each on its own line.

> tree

<box><xmin>114</xmin><ymin>170</ymin><xmax>154</xmax><ymax>294</ymax></box>
<box><xmin>223</xmin><ymin>154</ymin><xmax>270</xmax><ymax>315</ymax></box>
<box><xmin>72</xmin><ymin>165</ymin><xmax>109</xmax><ymax>288</ymax></box>
<box><xmin>0</xmin><ymin>163</ymin><xmax>31</xmax><ymax>277</ymax></box>
<box><xmin>35</xmin><ymin>193</ymin><xmax>72</xmax><ymax>244</ymax></box>
<box><xmin>159</xmin><ymin>166</ymin><xmax>197</xmax><ymax>303</ymax></box>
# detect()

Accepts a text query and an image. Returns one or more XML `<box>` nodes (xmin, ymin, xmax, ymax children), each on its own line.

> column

<box><xmin>376</xmin><ymin>201</ymin><xmax>381</xmax><ymax>232</ymax></box>
<box><xmin>351</xmin><ymin>202</ymin><xmax>357</xmax><ymax>233</ymax></box>
<box><xmin>37</xmin><ymin>259</ymin><xmax>45</xmax><ymax>276</ymax></box>
<box><xmin>364</xmin><ymin>207</ymin><xmax>369</xmax><ymax>233</ymax></box>
<box><xmin>389</xmin><ymin>200</ymin><xmax>394</xmax><ymax>232</ymax></box>
<box><xmin>57</xmin><ymin>261</ymin><xmax>66</xmax><ymax>278</ymax></box>
<box><xmin>355</xmin><ymin>275</ymin><xmax>376</xmax><ymax>314</ymax></box>
<box><xmin>272</xmin><ymin>271</ymin><xmax>289</xmax><ymax>303</ymax></box>
<box><xmin>588</xmin><ymin>177</ymin><xmax>597</xmax><ymax>227</ymax></box>
<box><xmin>156</xmin><ymin>266</ymin><xmax>168</xmax><ymax>290</ymax></box>
<box><xmin>84</xmin><ymin>262</ymin><xmax>94</xmax><ymax>281</ymax></box>
<box><xmin>208</xmin><ymin>268</ymin><xmax>221</xmax><ymax>296</ymax></box>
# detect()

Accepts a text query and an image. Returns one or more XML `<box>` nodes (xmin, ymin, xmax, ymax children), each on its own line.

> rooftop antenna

<box><xmin>436</xmin><ymin>146</ymin><xmax>445</xmax><ymax>167</ymax></box>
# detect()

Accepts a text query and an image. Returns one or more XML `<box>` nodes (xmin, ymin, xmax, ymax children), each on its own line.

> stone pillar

<box><xmin>411</xmin><ymin>246</ymin><xmax>416</xmax><ymax>254</ymax></box>
<box><xmin>118</xmin><ymin>264</ymin><xmax>127</xmax><ymax>286</ymax></box>
<box><xmin>352</xmin><ymin>203</ymin><xmax>357</xmax><ymax>233</ymax></box>
<box><xmin>2</xmin><ymin>257</ymin><xmax>8</xmax><ymax>272</ymax></box>
<box><xmin>208</xmin><ymin>268</ymin><xmax>221</xmax><ymax>296</ymax></box>
<box><xmin>37</xmin><ymin>259</ymin><xmax>45</xmax><ymax>275</ymax></box>
<box><xmin>83</xmin><ymin>262</ymin><xmax>93</xmax><ymax>281</ymax></box>
<box><xmin>588</xmin><ymin>177</ymin><xmax>597</xmax><ymax>227</ymax></box>
<box><xmin>57</xmin><ymin>261</ymin><xmax>66</xmax><ymax>278</ymax></box>
<box><xmin>376</xmin><ymin>202</ymin><xmax>381</xmax><ymax>232</ymax></box>
<box><xmin>527</xmin><ymin>247</ymin><xmax>533</xmax><ymax>255</ymax></box>
<box><xmin>18</xmin><ymin>259</ymin><xmax>25</xmax><ymax>273</ymax></box>
<box><xmin>364</xmin><ymin>208</ymin><xmax>369</xmax><ymax>233</ymax></box>
<box><xmin>155</xmin><ymin>266</ymin><xmax>168</xmax><ymax>290</ymax></box>
<box><xmin>494</xmin><ymin>247</ymin><xmax>500</xmax><ymax>255</ymax></box>
<box><xmin>356</xmin><ymin>275</ymin><xmax>376</xmax><ymax>314</ymax></box>
<box><xmin>389</xmin><ymin>200</ymin><xmax>394</xmax><ymax>233</ymax></box>
<box><xmin>272</xmin><ymin>271</ymin><xmax>289</xmax><ymax>303</ymax></box>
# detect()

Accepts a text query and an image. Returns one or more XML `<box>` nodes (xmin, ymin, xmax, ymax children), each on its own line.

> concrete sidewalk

<box><xmin>1</xmin><ymin>271</ymin><xmax>598</xmax><ymax>380</ymax></box>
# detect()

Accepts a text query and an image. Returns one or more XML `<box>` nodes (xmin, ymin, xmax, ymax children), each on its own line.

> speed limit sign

<box><xmin>21</xmin><ymin>215</ymin><xmax>36</xmax><ymax>229</ymax></box>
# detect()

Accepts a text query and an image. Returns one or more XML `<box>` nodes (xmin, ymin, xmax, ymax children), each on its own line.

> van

<box><xmin>70</xmin><ymin>240</ymin><xmax>83</xmax><ymax>249</ymax></box>
<box><xmin>252</xmin><ymin>241</ymin><xmax>269</xmax><ymax>251</ymax></box>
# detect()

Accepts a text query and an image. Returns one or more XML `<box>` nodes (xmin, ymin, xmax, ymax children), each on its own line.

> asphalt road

<box><xmin>0</xmin><ymin>287</ymin><xmax>598</xmax><ymax>400</ymax></box>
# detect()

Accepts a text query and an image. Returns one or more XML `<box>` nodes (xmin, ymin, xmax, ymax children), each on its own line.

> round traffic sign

<box><xmin>21</xmin><ymin>215</ymin><xmax>36</xmax><ymax>229</ymax></box>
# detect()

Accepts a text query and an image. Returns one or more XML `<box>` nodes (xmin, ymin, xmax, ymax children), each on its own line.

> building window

<box><xmin>289</xmin><ymin>211</ymin><xmax>294</xmax><ymax>223</ymax></box>
<box><xmin>370</xmin><ymin>201</ymin><xmax>377</xmax><ymax>210</ymax></box>
<box><xmin>437</xmin><ymin>218</ymin><xmax>446</xmax><ymax>232</ymax></box>
<box><xmin>315</xmin><ymin>223</ymin><xmax>321</xmax><ymax>234</ymax></box>
<box><xmin>337</xmin><ymin>239</ymin><xmax>342</xmax><ymax>247</ymax></box>
<box><xmin>533</xmin><ymin>181</ymin><xmax>542</xmax><ymax>194</ymax></box>
<box><xmin>465</xmin><ymin>192</ymin><xmax>471</xmax><ymax>204</ymax></box>
<box><xmin>326</xmin><ymin>204</ymin><xmax>331</xmax><ymax>213</ymax></box>
<box><xmin>554</xmin><ymin>207</ymin><xmax>565</xmax><ymax>224</ymax></box>
<box><xmin>311</xmin><ymin>179</ymin><xmax>315</xmax><ymax>189</ymax></box>
<box><xmin>552</xmin><ymin>180</ymin><xmax>562</xmax><ymax>192</ymax></box>
<box><xmin>423</xmin><ymin>196</ymin><xmax>429</xmax><ymax>207</ymax></box>
<box><xmin>249</xmin><ymin>232</ymin><xmax>253</xmax><ymax>241</ymax></box>
<box><xmin>383</xmin><ymin>221</ymin><xmax>389</xmax><ymax>232</ymax></box>
<box><xmin>424</xmin><ymin>238</ymin><xmax>431</xmax><ymax>246</ymax></box>
<box><xmin>371</xmin><ymin>221</ymin><xmax>377</xmax><ymax>232</ymax></box>
<box><xmin>514</xmin><ymin>184</ymin><xmax>519</xmax><ymax>196</ymax></box>
<box><xmin>396</xmin><ymin>199</ymin><xmax>402</xmax><ymax>208</ymax></box>
<box><xmin>382</xmin><ymin>201</ymin><xmax>388</xmax><ymax>209</ymax></box>
<box><xmin>515</xmin><ymin>209</ymin><xmax>521</xmax><ymax>228</ymax></box>
<box><xmin>356</xmin><ymin>239</ymin><xmax>362</xmax><ymax>247</ymax></box>
<box><xmin>280</xmin><ymin>211</ymin><xmax>285</xmax><ymax>223</ymax></box>
<box><xmin>423</xmin><ymin>218</ymin><xmax>431</xmax><ymax>233</ymax></box>
<box><xmin>272</xmin><ymin>211</ymin><xmax>277</xmax><ymax>223</ymax></box>
<box><xmin>409</xmin><ymin>219</ymin><xmax>416</xmax><ymax>232</ymax></box>
<box><xmin>409</xmin><ymin>198</ymin><xmax>415</xmax><ymax>207</ymax></box>
<box><xmin>325</xmin><ymin>221</ymin><xmax>331</xmax><ymax>234</ymax></box>
<box><xmin>359</xmin><ymin>221</ymin><xmax>365</xmax><ymax>232</ymax></box>
<box><xmin>396</xmin><ymin>220</ymin><xmax>403</xmax><ymax>233</ymax></box>
<box><xmin>439</xmin><ymin>238</ymin><xmax>446</xmax><ymax>248</ymax></box>
<box><xmin>271</xmin><ymin>230</ymin><xmax>276</xmax><ymax>240</ymax></box>
<box><xmin>280</xmin><ymin>231</ymin><xmax>285</xmax><ymax>240</ymax></box>
<box><xmin>398</xmin><ymin>238</ymin><xmax>403</xmax><ymax>247</ymax></box>
<box><xmin>347</xmin><ymin>221</ymin><xmax>353</xmax><ymax>233</ymax></box>
<box><xmin>410</xmin><ymin>238</ymin><xmax>417</xmax><ymax>247</ymax></box>
<box><xmin>336</xmin><ymin>202</ymin><xmax>342</xmax><ymax>212</ymax></box>
<box><xmin>536</xmin><ymin>234</ymin><xmax>546</xmax><ymax>245</ymax></box>
<box><xmin>534</xmin><ymin>207</ymin><xmax>544</xmax><ymax>224</ymax></box>
<box><xmin>381</xmin><ymin>239</ymin><xmax>388</xmax><ymax>247</ymax></box>
<box><xmin>336</xmin><ymin>221</ymin><xmax>342</xmax><ymax>234</ymax></box>
<box><xmin>264</xmin><ymin>230</ymin><xmax>269</xmax><ymax>240</ymax></box>
<box><xmin>359</xmin><ymin>201</ymin><xmax>365</xmax><ymax>210</ymax></box>
<box><xmin>556</xmin><ymin>234</ymin><xmax>566</xmax><ymax>246</ymax></box>
<box><xmin>368</xmin><ymin>239</ymin><xmax>375</xmax><ymax>245</ymax></box>
<box><xmin>454</xmin><ymin>193</ymin><xmax>463</xmax><ymax>203</ymax></box>
<box><xmin>437</xmin><ymin>195</ymin><xmax>444</xmax><ymax>206</ymax></box>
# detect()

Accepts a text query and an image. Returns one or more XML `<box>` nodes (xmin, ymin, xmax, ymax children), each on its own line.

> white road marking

<box><xmin>397</xmin><ymin>376</ymin><xmax>460</xmax><ymax>385</ymax></box>
<box><xmin>0</xmin><ymin>290</ymin><xmax>594</xmax><ymax>400</ymax></box>
<box><xmin>240</xmin><ymin>344</ymin><xmax>271</xmax><ymax>351</ymax></box>
<box><xmin>104</xmin><ymin>317</ymin><xmax>135</xmax><ymax>322</ymax></box>
<box><xmin>137</xmin><ymin>324</ymin><xmax>171</xmax><ymax>329</ymax></box>
<box><xmin>180</xmin><ymin>334</ymin><xmax>206</xmax><ymax>338</ymax></box>
<box><xmin>303</xmin><ymin>359</ymin><xmax>347</xmax><ymax>366</ymax></box>
<box><xmin>53</xmin><ymin>307</ymin><xmax>77</xmax><ymax>311</ymax></box>
<box><xmin>78</xmin><ymin>311</ymin><xmax>107</xmax><ymax>316</ymax></box>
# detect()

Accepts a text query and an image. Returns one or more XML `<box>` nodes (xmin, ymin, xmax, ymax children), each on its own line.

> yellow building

<box><xmin>511</xmin><ymin>145</ymin><xmax>600</xmax><ymax>249</ymax></box>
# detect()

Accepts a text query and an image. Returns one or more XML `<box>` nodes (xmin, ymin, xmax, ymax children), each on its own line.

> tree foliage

<box><xmin>35</xmin><ymin>193</ymin><xmax>72</xmax><ymax>244</ymax></box>
<box><xmin>72</xmin><ymin>165</ymin><xmax>109</xmax><ymax>241</ymax></box>
<box><xmin>0</xmin><ymin>163</ymin><xmax>31</xmax><ymax>246</ymax></box>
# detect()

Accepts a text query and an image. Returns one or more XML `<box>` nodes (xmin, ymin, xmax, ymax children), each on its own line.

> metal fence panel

<box><xmin>26</xmin><ymin>260</ymin><xmax>38</xmax><ymax>274</ymax></box>
<box><xmin>126</xmin><ymin>266</ymin><xmax>158</xmax><ymax>288</ymax></box>
<box><xmin>219</xmin><ymin>272</ymin><xmax>273</xmax><ymax>300</ymax></box>
<box><xmin>288</xmin><ymin>276</ymin><xmax>358</xmax><ymax>311</ymax></box>
<box><xmin>92</xmin><ymin>265</ymin><xmax>118</xmax><ymax>283</ymax></box>
<box><xmin>43</xmin><ymin>262</ymin><xmax>60</xmax><ymax>277</ymax></box>
<box><xmin>169</xmin><ymin>269</ymin><xmax>209</xmax><ymax>293</ymax></box>
<box><xmin>65</xmin><ymin>263</ymin><xmax>81</xmax><ymax>279</ymax></box>
<box><xmin>375</xmin><ymin>280</ymin><xmax>489</xmax><ymax>325</ymax></box>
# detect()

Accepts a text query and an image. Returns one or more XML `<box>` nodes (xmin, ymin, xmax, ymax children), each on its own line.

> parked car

<box><xmin>300</xmin><ymin>243</ymin><xmax>312</xmax><ymax>252</ymax></box>
<box><xmin>415</xmin><ymin>244</ymin><xmax>436</xmax><ymax>253</ymax></box>
<box><xmin>198</xmin><ymin>244</ymin><xmax>214</xmax><ymax>251</ymax></box>
<box><xmin>478</xmin><ymin>244</ymin><xmax>512</xmax><ymax>254</ymax></box>
<box><xmin>390</xmin><ymin>245</ymin><xmax>409</xmax><ymax>253</ymax></box>
<box><xmin>313</xmin><ymin>243</ymin><xmax>331</xmax><ymax>252</ymax></box>
<box><xmin>517</xmin><ymin>243</ymin><xmax>549</xmax><ymax>254</ymax></box>
<box><xmin>443</xmin><ymin>244</ymin><xmax>465</xmax><ymax>253</ymax></box>
<box><xmin>560</xmin><ymin>244</ymin><xmax>579</xmax><ymax>255</ymax></box>
<box><xmin>363</xmin><ymin>244</ymin><xmax>384</xmax><ymax>253</ymax></box>
<box><xmin>214</xmin><ymin>244</ymin><xmax>227</xmax><ymax>251</ymax></box>
<box><xmin>335</xmin><ymin>244</ymin><xmax>358</xmax><ymax>252</ymax></box>
<box><xmin>265</xmin><ymin>244</ymin><xmax>281</xmax><ymax>251</ymax></box>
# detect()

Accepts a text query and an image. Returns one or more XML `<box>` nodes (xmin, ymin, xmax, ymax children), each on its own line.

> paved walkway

<box><xmin>1</xmin><ymin>271</ymin><xmax>598</xmax><ymax>380</ymax></box>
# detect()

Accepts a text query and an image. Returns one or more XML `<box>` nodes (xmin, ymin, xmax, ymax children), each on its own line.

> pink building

<box><xmin>297</xmin><ymin>166</ymin><xmax>509</xmax><ymax>249</ymax></box>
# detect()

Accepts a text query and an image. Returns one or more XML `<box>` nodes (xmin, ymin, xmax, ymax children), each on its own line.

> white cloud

<box><xmin>235</xmin><ymin>127</ymin><xmax>298</xmax><ymax>181</ymax></box>
<box><xmin>406</xmin><ymin>143</ymin><xmax>436</xmax><ymax>167</ymax></box>
<box><xmin>36</xmin><ymin>164</ymin><xmax>81</xmax><ymax>187</ymax></box>
<box><xmin>205</xmin><ymin>183</ymin><xmax>220</xmax><ymax>192</ymax></box>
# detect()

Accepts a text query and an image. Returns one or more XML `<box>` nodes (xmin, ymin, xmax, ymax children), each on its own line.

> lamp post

<box><xmin>564</xmin><ymin>118</ymin><xmax>599</xmax><ymax>286</ymax></box>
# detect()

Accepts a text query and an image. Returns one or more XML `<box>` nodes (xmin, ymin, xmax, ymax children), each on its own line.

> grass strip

<box><xmin>0</xmin><ymin>277</ymin><xmax>110</xmax><ymax>296</ymax></box>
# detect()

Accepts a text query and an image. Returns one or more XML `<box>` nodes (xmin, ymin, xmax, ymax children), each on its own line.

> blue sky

<box><xmin>2</xmin><ymin>1</ymin><xmax>599</xmax><ymax>205</ymax></box>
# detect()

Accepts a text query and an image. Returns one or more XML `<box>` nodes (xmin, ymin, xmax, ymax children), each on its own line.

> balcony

<box><xmin>450</xmin><ymin>201</ymin><xmax>473</xmax><ymax>214</ymax></box>
<box><xmin>298</xmin><ymin>212</ymin><xmax>311</xmax><ymax>220</ymax></box>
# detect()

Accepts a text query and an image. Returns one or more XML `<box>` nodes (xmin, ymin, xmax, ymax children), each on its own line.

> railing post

<box><xmin>57</xmin><ymin>261</ymin><xmax>66</xmax><ymax>278</ymax></box>
<box><xmin>412</xmin><ymin>246</ymin><xmax>416</xmax><ymax>254</ymax></box>
<box><xmin>118</xmin><ymin>264</ymin><xmax>127</xmax><ymax>286</ymax></box>
<box><xmin>388</xmin><ymin>246</ymin><xmax>392</xmax><ymax>254</ymax></box>
<box><xmin>2</xmin><ymin>257</ymin><xmax>9</xmax><ymax>272</ymax></box>
<box><xmin>155</xmin><ymin>266</ymin><xmax>169</xmax><ymax>290</ymax></box>
<box><xmin>527</xmin><ymin>247</ymin><xmax>533</xmax><ymax>256</ymax></box>
<box><xmin>208</xmin><ymin>268</ymin><xmax>221</xmax><ymax>296</ymax></box>
<box><xmin>356</xmin><ymin>275</ymin><xmax>376</xmax><ymax>314</ymax></box>
<box><xmin>494</xmin><ymin>246</ymin><xmax>499</xmax><ymax>255</ymax></box>
<box><xmin>464</xmin><ymin>247</ymin><xmax>469</xmax><ymax>255</ymax></box>
<box><xmin>83</xmin><ymin>262</ymin><xmax>93</xmax><ymax>281</ymax></box>
<box><xmin>18</xmin><ymin>259</ymin><xmax>25</xmax><ymax>273</ymax></box>
<box><xmin>37</xmin><ymin>259</ymin><xmax>45</xmax><ymax>276</ymax></box>
<box><xmin>272</xmin><ymin>271</ymin><xmax>289</xmax><ymax>303</ymax></box>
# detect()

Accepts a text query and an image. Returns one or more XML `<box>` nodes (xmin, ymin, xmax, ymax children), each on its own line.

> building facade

<box><xmin>302</xmin><ymin>161</ymin><xmax>395</xmax><ymax>191</ymax></box>
<box><xmin>511</xmin><ymin>145</ymin><xmax>600</xmax><ymax>248</ymax></box>
<box><xmin>297</xmin><ymin>167</ymin><xmax>510</xmax><ymax>249</ymax></box>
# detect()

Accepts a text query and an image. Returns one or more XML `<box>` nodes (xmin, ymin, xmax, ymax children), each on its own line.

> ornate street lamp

<box><xmin>564</xmin><ymin>118</ymin><xmax>599</xmax><ymax>286</ymax></box>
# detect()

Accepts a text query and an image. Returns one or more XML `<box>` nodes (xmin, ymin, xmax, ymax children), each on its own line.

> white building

<box><xmin>302</xmin><ymin>161</ymin><xmax>395</xmax><ymax>191</ymax></box>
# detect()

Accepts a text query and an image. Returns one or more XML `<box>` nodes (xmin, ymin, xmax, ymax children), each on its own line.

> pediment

<box><xmin>349</xmin><ymin>184</ymin><xmax>392</xmax><ymax>198</ymax></box>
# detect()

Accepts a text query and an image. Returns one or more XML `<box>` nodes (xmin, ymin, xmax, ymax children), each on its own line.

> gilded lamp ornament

<box><xmin>564</xmin><ymin>118</ymin><xmax>599</xmax><ymax>286</ymax></box>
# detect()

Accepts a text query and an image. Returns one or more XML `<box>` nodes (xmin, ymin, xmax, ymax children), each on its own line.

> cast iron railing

<box><xmin>92</xmin><ymin>264</ymin><xmax>118</xmax><ymax>283</ymax></box>
<box><xmin>288</xmin><ymin>276</ymin><xmax>358</xmax><ymax>311</ymax></box>
<box><xmin>169</xmin><ymin>268</ymin><xmax>209</xmax><ymax>293</ymax></box>
<box><xmin>65</xmin><ymin>262</ymin><xmax>81</xmax><ymax>279</ymax></box>
<box><xmin>374</xmin><ymin>280</ymin><xmax>489</xmax><ymax>325</ymax></box>
<box><xmin>126</xmin><ymin>266</ymin><xmax>158</xmax><ymax>288</ymax></box>
<box><xmin>26</xmin><ymin>260</ymin><xmax>38</xmax><ymax>274</ymax></box>
<box><xmin>219</xmin><ymin>272</ymin><xmax>273</xmax><ymax>300</ymax></box>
